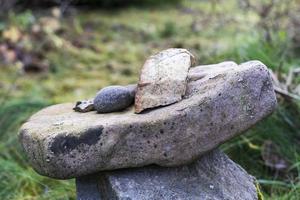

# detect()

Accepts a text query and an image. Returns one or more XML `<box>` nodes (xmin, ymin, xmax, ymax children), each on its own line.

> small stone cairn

<box><xmin>19</xmin><ymin>48</ymin><xmax>277</xmax><ymax>200</ymax></box>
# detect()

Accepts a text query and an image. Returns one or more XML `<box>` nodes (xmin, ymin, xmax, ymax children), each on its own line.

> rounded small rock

<box><xmin>94</xmin><ymin>85</ymin><xmax>135</xmax><ymax>113</ymax></box>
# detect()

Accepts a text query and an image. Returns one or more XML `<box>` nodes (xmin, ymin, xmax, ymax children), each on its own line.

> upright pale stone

<box><xmin>19</xmin><ymin>61</ymin><xmax>277</xmax><ymax>179</ymax></box>
<box><xmin>135</xmin><ymin>48</ymin><xmax>195</xmax><ymax>113</ymax></box>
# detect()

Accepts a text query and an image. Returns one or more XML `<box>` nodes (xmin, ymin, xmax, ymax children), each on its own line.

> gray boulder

<box><xmin>135</xmin><ymin>48</ymin><xmax>195</xmax><ymax>113</ymax></box>
<box><xmin>19</xmin><ymin>60</ymin><xmax>277</xmax><ymax>179</ymax></box>
<box><xmin>84</xmin><ymin>149</ymin><xmax>257</xmax><ymax>200</ymax></box>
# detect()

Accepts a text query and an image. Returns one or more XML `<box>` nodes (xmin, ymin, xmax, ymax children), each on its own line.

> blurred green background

<box><xmin>0</xmin><ymin>0</ymin><xmax>300</xmax><ymax>199</ymax></box>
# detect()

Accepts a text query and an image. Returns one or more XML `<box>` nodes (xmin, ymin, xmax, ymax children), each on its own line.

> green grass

<box><xmin>0</xmin><ymin>0</ymin><xmax>300</xmax><ymax>199</ymax></box>
<box><xmin>222</xmin><ymin>104</ymin><xmax>300</xmax><ymax>199</ymax></box>
<box><xmin>0</xmin><ymin>100</ymin><xmax>75</xmax><ymax>199</ymax></box>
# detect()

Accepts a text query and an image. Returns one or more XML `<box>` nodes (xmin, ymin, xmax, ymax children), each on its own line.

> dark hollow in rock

<box><xmin>50</xmin><ymin>126</ymin><xmax>103</xmax><ymax>155</ymax></box>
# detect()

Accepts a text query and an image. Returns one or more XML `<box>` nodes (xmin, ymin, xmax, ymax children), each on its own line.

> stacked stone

<box><xmin>19</xmin><ymin>49</ymin><xmax>277</xmax><ymax>200</ymax></box>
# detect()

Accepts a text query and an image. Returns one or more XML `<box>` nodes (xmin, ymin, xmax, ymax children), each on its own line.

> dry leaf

<box><xmin>2</xmin><ymin>26</ymin><xmax>21</xmax><ymax>43</ymax></box>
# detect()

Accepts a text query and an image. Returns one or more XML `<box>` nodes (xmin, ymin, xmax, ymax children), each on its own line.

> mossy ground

<box><xmin>0</xmin><ymin>0</ymin><xmax>300</xmax><ymax>199</ymax></box>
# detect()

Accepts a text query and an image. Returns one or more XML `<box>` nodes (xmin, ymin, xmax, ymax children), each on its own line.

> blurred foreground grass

<box><xmin>0</xmin><ymin>0</ymin><xmax>300</xmax><ymax>199</ymax></box>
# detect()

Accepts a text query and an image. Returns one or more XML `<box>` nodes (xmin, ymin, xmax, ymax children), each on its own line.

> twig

<box><xmin>293</xmin><ymin>68</ymin><xmax>300</xmax><ymax>74</ymax></box>
<box><xmin>285</xmin><ymin>68</ymin><xmax>294</xmax><ymax>90</ymax></box>
<box><xmin>274</xmin><ymin>86</ymin><xmax>300</xmax><ymax>101</ymax></box>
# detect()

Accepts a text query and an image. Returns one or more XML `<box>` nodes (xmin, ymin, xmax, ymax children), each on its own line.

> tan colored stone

<box><xmin>135</xmin><ymin>48</ymin><xmax>195</xmax><ymax>113</ymax></box>
<box><xmin>19</xmin><ymin>61</ymin><xmax>277</xmax><ymax>179</ymax></box>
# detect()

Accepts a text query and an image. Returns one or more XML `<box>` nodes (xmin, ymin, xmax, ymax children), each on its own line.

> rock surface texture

<box><xmin>95</xmin><ymin>149</ymin><xmax>258</xmax><ymax>200</ymax></box>
<box><xmin>135</xmin><ymin>48</ymin><xmax>195</xmax><ymax>113</ymax></box>
<box><xmin>19</xmin><ymin>60</ymin><xmax>277</xmax><ymax>179</ymax></box>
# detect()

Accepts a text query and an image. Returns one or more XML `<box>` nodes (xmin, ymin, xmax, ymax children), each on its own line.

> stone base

<box><xmin>76</xmin><ymin>149</ymin><xmax>258</xmax><ymax>200</ymax></box>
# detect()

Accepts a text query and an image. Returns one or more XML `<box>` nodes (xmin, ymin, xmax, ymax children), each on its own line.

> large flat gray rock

<box><xmin>19</xmin><ymin>60</ymin><xmax>277</xmax><ymax>179</ymax></box>
<box><xmin>135</xmin><ymin>48</ymin><xmax>195</xmax><ymax>113</ymax></box>
<box><xmin>78</xmin><ymin>149</ymin><xmax>258</xmax><ymax>200</ymax></box>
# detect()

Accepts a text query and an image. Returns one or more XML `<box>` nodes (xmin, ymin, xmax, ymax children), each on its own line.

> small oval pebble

<box><xmin>94</xmin><ymin>85</ymin><xmax>136</xmax><ymax>113</ymax></box>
